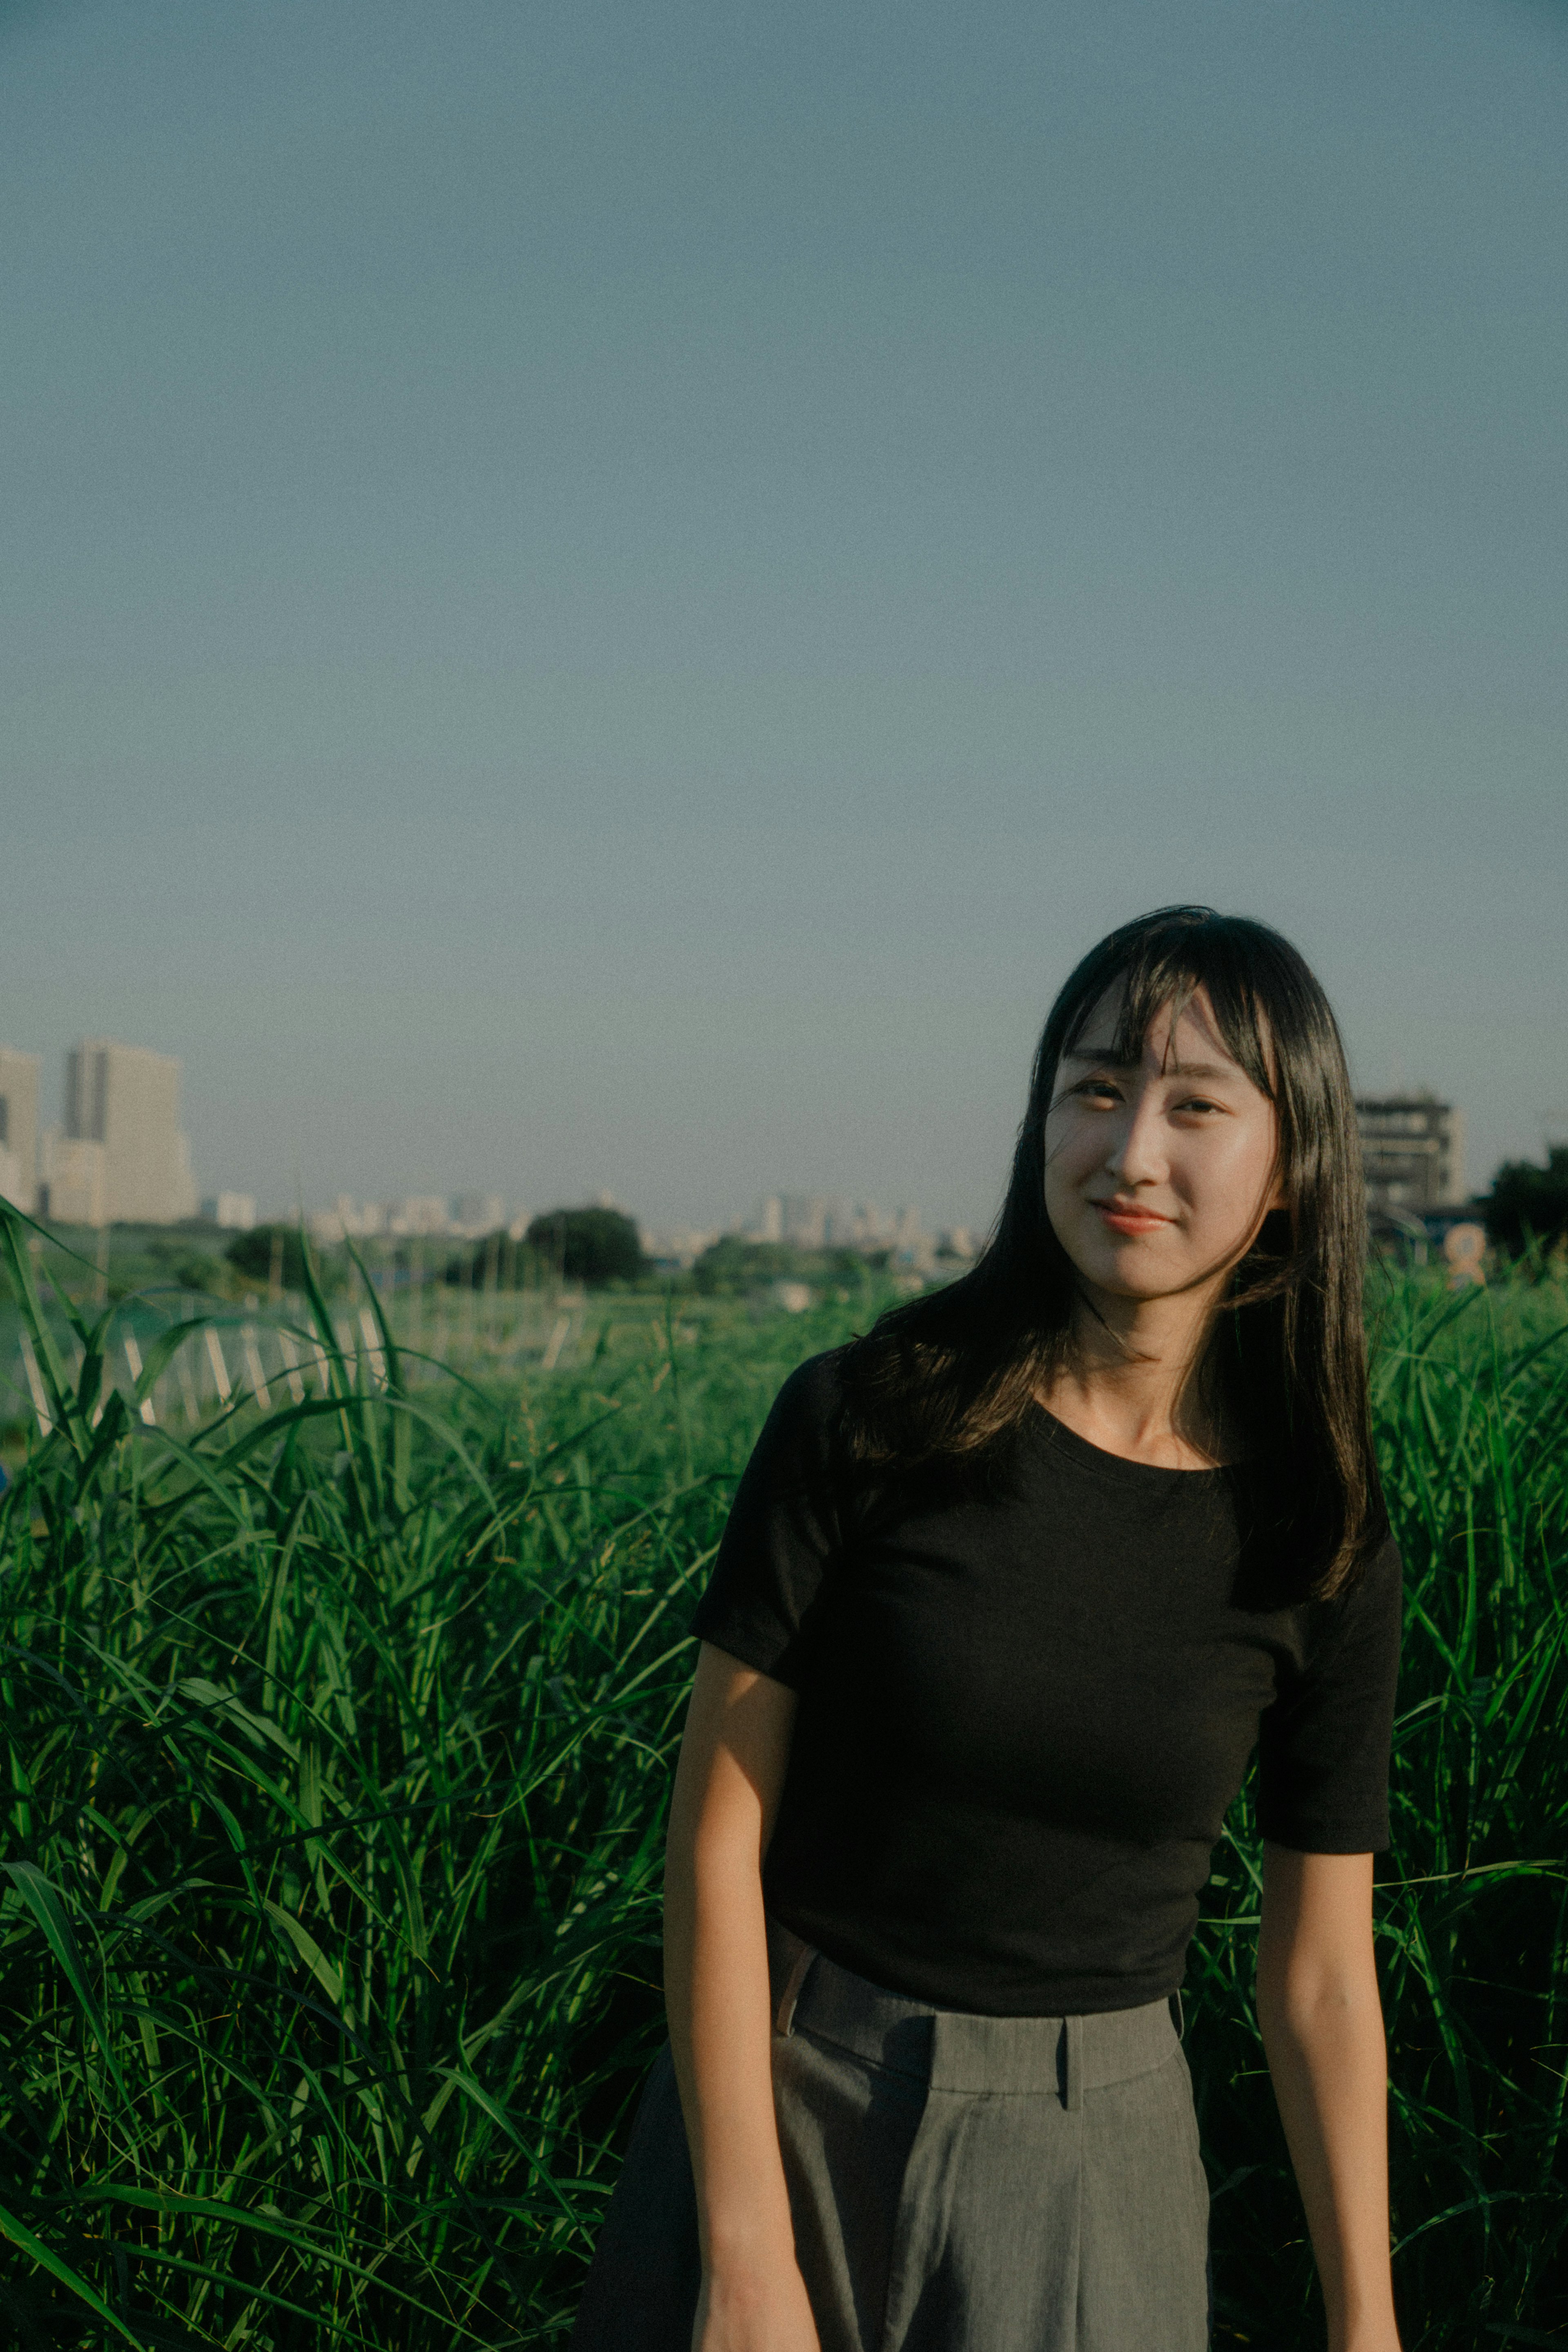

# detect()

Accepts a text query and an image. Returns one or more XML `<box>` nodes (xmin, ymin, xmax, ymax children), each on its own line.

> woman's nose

<box><xmin>1105</xmin><ymin>1096</ymin><xmax>1167</xmax><ymax>1186</ymax></box>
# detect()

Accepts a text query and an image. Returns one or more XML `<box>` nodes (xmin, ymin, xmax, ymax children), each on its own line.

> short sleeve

<box><xmin>690</xmin><ymin>1352</ymin><xmax>849</xmax><ymax>1689</ymax></box>
<box><xmin>1255</xmin><ymin>1535</ymin><xmax>1404</xmax><ymax>1853</ymax></box>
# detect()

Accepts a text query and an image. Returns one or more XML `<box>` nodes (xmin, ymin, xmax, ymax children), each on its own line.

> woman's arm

<box><xmin>1256</xmin><ymin>1845</ymin><xmax>1402</xmax><ymax>2352</ymax></box>
<box><xmin>664</xmin><ymin>1641</ymin><xmax>819</xmax><ymax>2351</ymax></box>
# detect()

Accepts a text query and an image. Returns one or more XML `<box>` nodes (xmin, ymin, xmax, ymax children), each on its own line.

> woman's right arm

<box><xmin>664</xmin><ymin>1641</ymin><xmax>820</xmax><ymax>2351</ymax></box>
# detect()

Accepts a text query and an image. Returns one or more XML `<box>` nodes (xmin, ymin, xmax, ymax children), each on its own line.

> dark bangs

<box><xmin>841</xmin><ymin>906</ymin><xmax>1388</xmax><ymax>1601</ymax></box>
<box><xmin>1063</xmin><ymin>927</ymin><xmax>1279</xmax><ymax>1096</ymax></box>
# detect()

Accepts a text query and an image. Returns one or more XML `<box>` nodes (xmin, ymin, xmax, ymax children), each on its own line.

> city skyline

<box><xmin>0</xmin><ymin>1025</ymin><xmax>1506</xmax><ymax>1263</ymax></box>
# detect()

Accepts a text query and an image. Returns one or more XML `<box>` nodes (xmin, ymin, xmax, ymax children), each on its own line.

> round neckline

<box><xmin>1027</xmin><ymin>1399</ymin><xmax>1234</xmax><ymax>1484</ymax></box>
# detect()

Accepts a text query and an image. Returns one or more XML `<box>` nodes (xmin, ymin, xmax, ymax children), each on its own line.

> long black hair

<box><xmin>841</xmin><ymin>905</ymin><xmax>1387</xmax><ymax>1599</ymax></box>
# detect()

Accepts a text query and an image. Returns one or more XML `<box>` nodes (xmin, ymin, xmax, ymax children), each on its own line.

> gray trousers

<box><xmin>572</xmin><ymin>1920</ymin><xmax>1211</xmax><ymax>2350</ymax></box>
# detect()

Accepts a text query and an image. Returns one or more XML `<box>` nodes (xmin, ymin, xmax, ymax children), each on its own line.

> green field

<box><xmin>0</xmin><ymin>1210</ymin><xmax>1563</xmax><ymax>2349</ymax></box>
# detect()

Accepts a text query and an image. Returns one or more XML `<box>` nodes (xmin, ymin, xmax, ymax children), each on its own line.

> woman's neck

<box><xmin>1036</xmin><ymin>1285</ymin><xmax>1234</xmax><ymax>1471</ymax></box>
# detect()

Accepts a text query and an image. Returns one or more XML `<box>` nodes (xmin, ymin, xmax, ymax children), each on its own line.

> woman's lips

<box><xmin>1092</xmin><ymin>1201</ymin><xmax>1172</xmax><ymax>1236</ymax></box>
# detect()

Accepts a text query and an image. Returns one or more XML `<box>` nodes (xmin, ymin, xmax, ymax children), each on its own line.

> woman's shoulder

<box><xmin>775</xmin><ymin>1343</ymin><xmax>851</xmax><ymax>1408</ymax></box>
<box><xmin>1293</xmin><ymin>1527</ymin><xmax>1405</xmax><ymax>1664</ymax></box>
<box><xmin>1329</xmin><ymin>1528</ymin><xmax>1405</xmax><ymax>1611</ymax></box>
<box><xmin>760</xmin><ymin>1347</ymin><xmax>854</xmax><ymax>1458</ymax></box>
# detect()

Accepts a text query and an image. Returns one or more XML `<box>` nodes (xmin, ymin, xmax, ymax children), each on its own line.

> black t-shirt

<box><xmin>691</xmin><ymin>1350</ymin><xmax>1403</xmax><ymax>2017</ymax></box>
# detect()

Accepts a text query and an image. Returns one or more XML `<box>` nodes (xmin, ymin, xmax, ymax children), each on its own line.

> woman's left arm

<box><xmin>1256</xmin><ymin>1844</ymin><xmax>1401</xmax><ymax>2352</ymax></box>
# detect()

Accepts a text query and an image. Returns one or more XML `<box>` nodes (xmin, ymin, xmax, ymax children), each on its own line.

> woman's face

<box><xmin>1042</xmin><ymin>981</ymin><xmax>1284</xmax><ymax>1306</ymax></box>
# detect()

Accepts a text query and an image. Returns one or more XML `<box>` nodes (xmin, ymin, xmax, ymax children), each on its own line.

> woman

<box><xmin>575</xmin><ymin>906</ymin><xmax>1405</xmax><ymax>2352</ymax></box>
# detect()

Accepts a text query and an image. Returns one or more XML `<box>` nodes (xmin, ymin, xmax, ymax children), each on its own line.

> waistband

<box><xmin>766</xmin><ymin>1916</ymin><xmax>1181</xmax><ymax>2112</ymax></box>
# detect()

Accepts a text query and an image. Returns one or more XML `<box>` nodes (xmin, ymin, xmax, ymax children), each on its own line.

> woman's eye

<box><xmin>1076</xmin><ymin>1081</ymin><xmax>1120</xmax><ymax>1104</ymax></box>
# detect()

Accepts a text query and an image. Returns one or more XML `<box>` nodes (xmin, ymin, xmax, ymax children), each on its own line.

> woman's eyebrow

<box><xmin>1062</xmin><ymin>1048</ymin><xmax>1242</xmax><ymax>1080</ymax></box>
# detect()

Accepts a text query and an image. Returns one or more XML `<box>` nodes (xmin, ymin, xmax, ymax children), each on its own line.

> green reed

<box><xmin>0</xmin><ymin>1208</ymin><xmax>1562</xmax><ymax>2348</ymax></box>
<box><xmin>1189</xmin><ymin>1267</ymin><xmax>1568</xmax><ymax>2347</ymax></box>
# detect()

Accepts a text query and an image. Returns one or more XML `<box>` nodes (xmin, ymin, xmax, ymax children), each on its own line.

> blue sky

<box><xmin>3</xmin><ymin>0</ymin><xmax>1564</xmax><ymax>1228</ymax></box>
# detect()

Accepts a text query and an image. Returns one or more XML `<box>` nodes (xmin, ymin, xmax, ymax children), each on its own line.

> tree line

<box><xmin>214</xmin><ymin>1147</ymin><xmax>1568</xmax><ymax>1302</ymax></box>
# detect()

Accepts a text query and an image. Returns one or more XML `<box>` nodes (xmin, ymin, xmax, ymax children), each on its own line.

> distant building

<box><xmin>821</xmin><ymin>1196</ymin><xmax>855</xmax><ymax>1246</ymax></box>
<box><xmin>310</xmin><ymin>1192</ymin><xmax>519</xmax><ymax>1244</ymax></box>
<box><xmin>642</xmin><ymin>1224</ymin><xmax>718</xmax><ymax>1270</ymax></box>
<box><xmin>1356</xmin><ymin>1092</ymin><xmax>1465</xmax><ymax>1214</ymax></box>
<box><xmin>750</xmin><ymin>1196</ymin><xmax>784</xmax><ymax>1243</ymax></box>
<box><xmin>386</xmin><ymin>1196</ymin><xmax>451</xmax><ymax>1237</ymax></box>
<box><xmin>62</xmin><ymin>1039</ymin><xmax>196</xmax><ymax>1224</ymax></box>
<box><xmin>741</xmin><ymin>1192</ymin><xmax>933</xmax><ymax>1259</ymax></box>
<box><xmin>202</xmin><ymin>1193</ymin><xmax>258</xmax><ymax>1231</ymax></box>
<box><xmin>312</xmin><ymin>1195</ymin><xmax>386</xmax><ymax>1242</ymax></box>
<box><xmin>0</xmin><ymin>1046</ymin><xmax>41</xmax><ymax>1213</ymax></box>
<box><xmin>40</xmin><ymin>1135</ymin><xmax>107</xmax><ymax>1226</ymax></box>
<box><xmin>780</xmin><ymin>1194</ymin><xmax>828</xmax><ymax>1248</ymax></box>
<box><xmin>449</xmin><ymin>1192</ymin><xmax>506</xmax><ymax>1237</ymax></box>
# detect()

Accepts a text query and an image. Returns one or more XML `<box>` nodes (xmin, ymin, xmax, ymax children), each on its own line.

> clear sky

<box><xmin>3</xmin><ymin>0</ymin><xmax>1564</xmax><ymax>1231</ymax></box>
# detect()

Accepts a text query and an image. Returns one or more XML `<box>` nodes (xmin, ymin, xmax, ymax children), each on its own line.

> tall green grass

<box><xmin>0</xmin><ymin>1207</ymin><xmax>1563</xmax><ymax>2348</ymax></box>
<box><xmin>1186</xmin><ymin>1264</ymin><xmax>1568</xmax><ymax>2344</ymax></box>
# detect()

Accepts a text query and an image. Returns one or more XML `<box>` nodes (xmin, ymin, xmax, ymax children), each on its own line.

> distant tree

<box><xmin>1481</xmin><ymin>1147</ymin><xmax>1568</xmax><ymax>1257</ymax></box>
<box><xmin>691</xmin><ymin>1237</ymin><xmax>870</xmax><ymax>1298</ymax></box>
<box><xmin>174</xmin><ymin>1252</ymin><xmax>229</xmax><ymax>1296</ymax></box>
<box><xmin>691</xmin><ymin>1237</ymin><xmax>797</xmax><ymax>1297</ymax></box>
<box><xmin>441</xmin><ymin>1235</ymin><xmax>549</xmax><ymax>1290</ymax></box>
<box><xmin>523</xmin><ymin>1206</ymin><xmax>647</xmax><ymax>1287</ymax></box>
<box><xmin>224</xmin><ymin>1223</ymin><xmax>313</xmax><ymax>1289</ymax></box>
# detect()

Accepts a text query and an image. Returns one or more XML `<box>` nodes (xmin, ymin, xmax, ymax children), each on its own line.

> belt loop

<box><xmin>774</xmin><ymin>1939</ymin><xmax>818</xmax><ymax>2037</ymax></box>
<box><xmin>1061</xmin><ymin>2013</ymin><xmax>1083</xmax><ymax>2112</ymax></box>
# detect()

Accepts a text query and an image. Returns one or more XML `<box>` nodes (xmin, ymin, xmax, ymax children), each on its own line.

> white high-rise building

<box><xmin>63</xmin><ymin>1040</ymin><xmax>196</xmax><ymax>1224</ymax></box>
<box><xmin>822</xmin><ymin>1197</ymin><xmax>858</xmax><ymax>1246</ymax></box>
<box><xmin>780</xmin><ymin>1194</ymin><xmax>828</xmax><ymax>1248</ymax></box>
<box><xmin>386</xmin><ymin>1196</ymin><xmax>452</xmax><ymax>1237</ymax></box>
<box><xmin>202</xmin><ymin>1193</ymin><xmax>258</xmax><ymax>1231</ymax></box>
<box><xmin>41</xmin><ymin>1137</ymin><xmax>108</xmax><ymax>1225</ymax></box>
<box><xmin>0</xmin><ymin>1046</ymin><xmax>41</xmax><ymax>1213</ymax></box>
<box><xmin>750</xmin><ymin>1195</ymin><xmax>784</xmax><ymax>1243</ymax></box>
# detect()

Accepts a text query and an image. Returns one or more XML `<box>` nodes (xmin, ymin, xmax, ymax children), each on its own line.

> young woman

<box><xmin>574</xmin><ymin>906</ymin><xmax>1405</xmax><ymax>2352</ymax></box>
